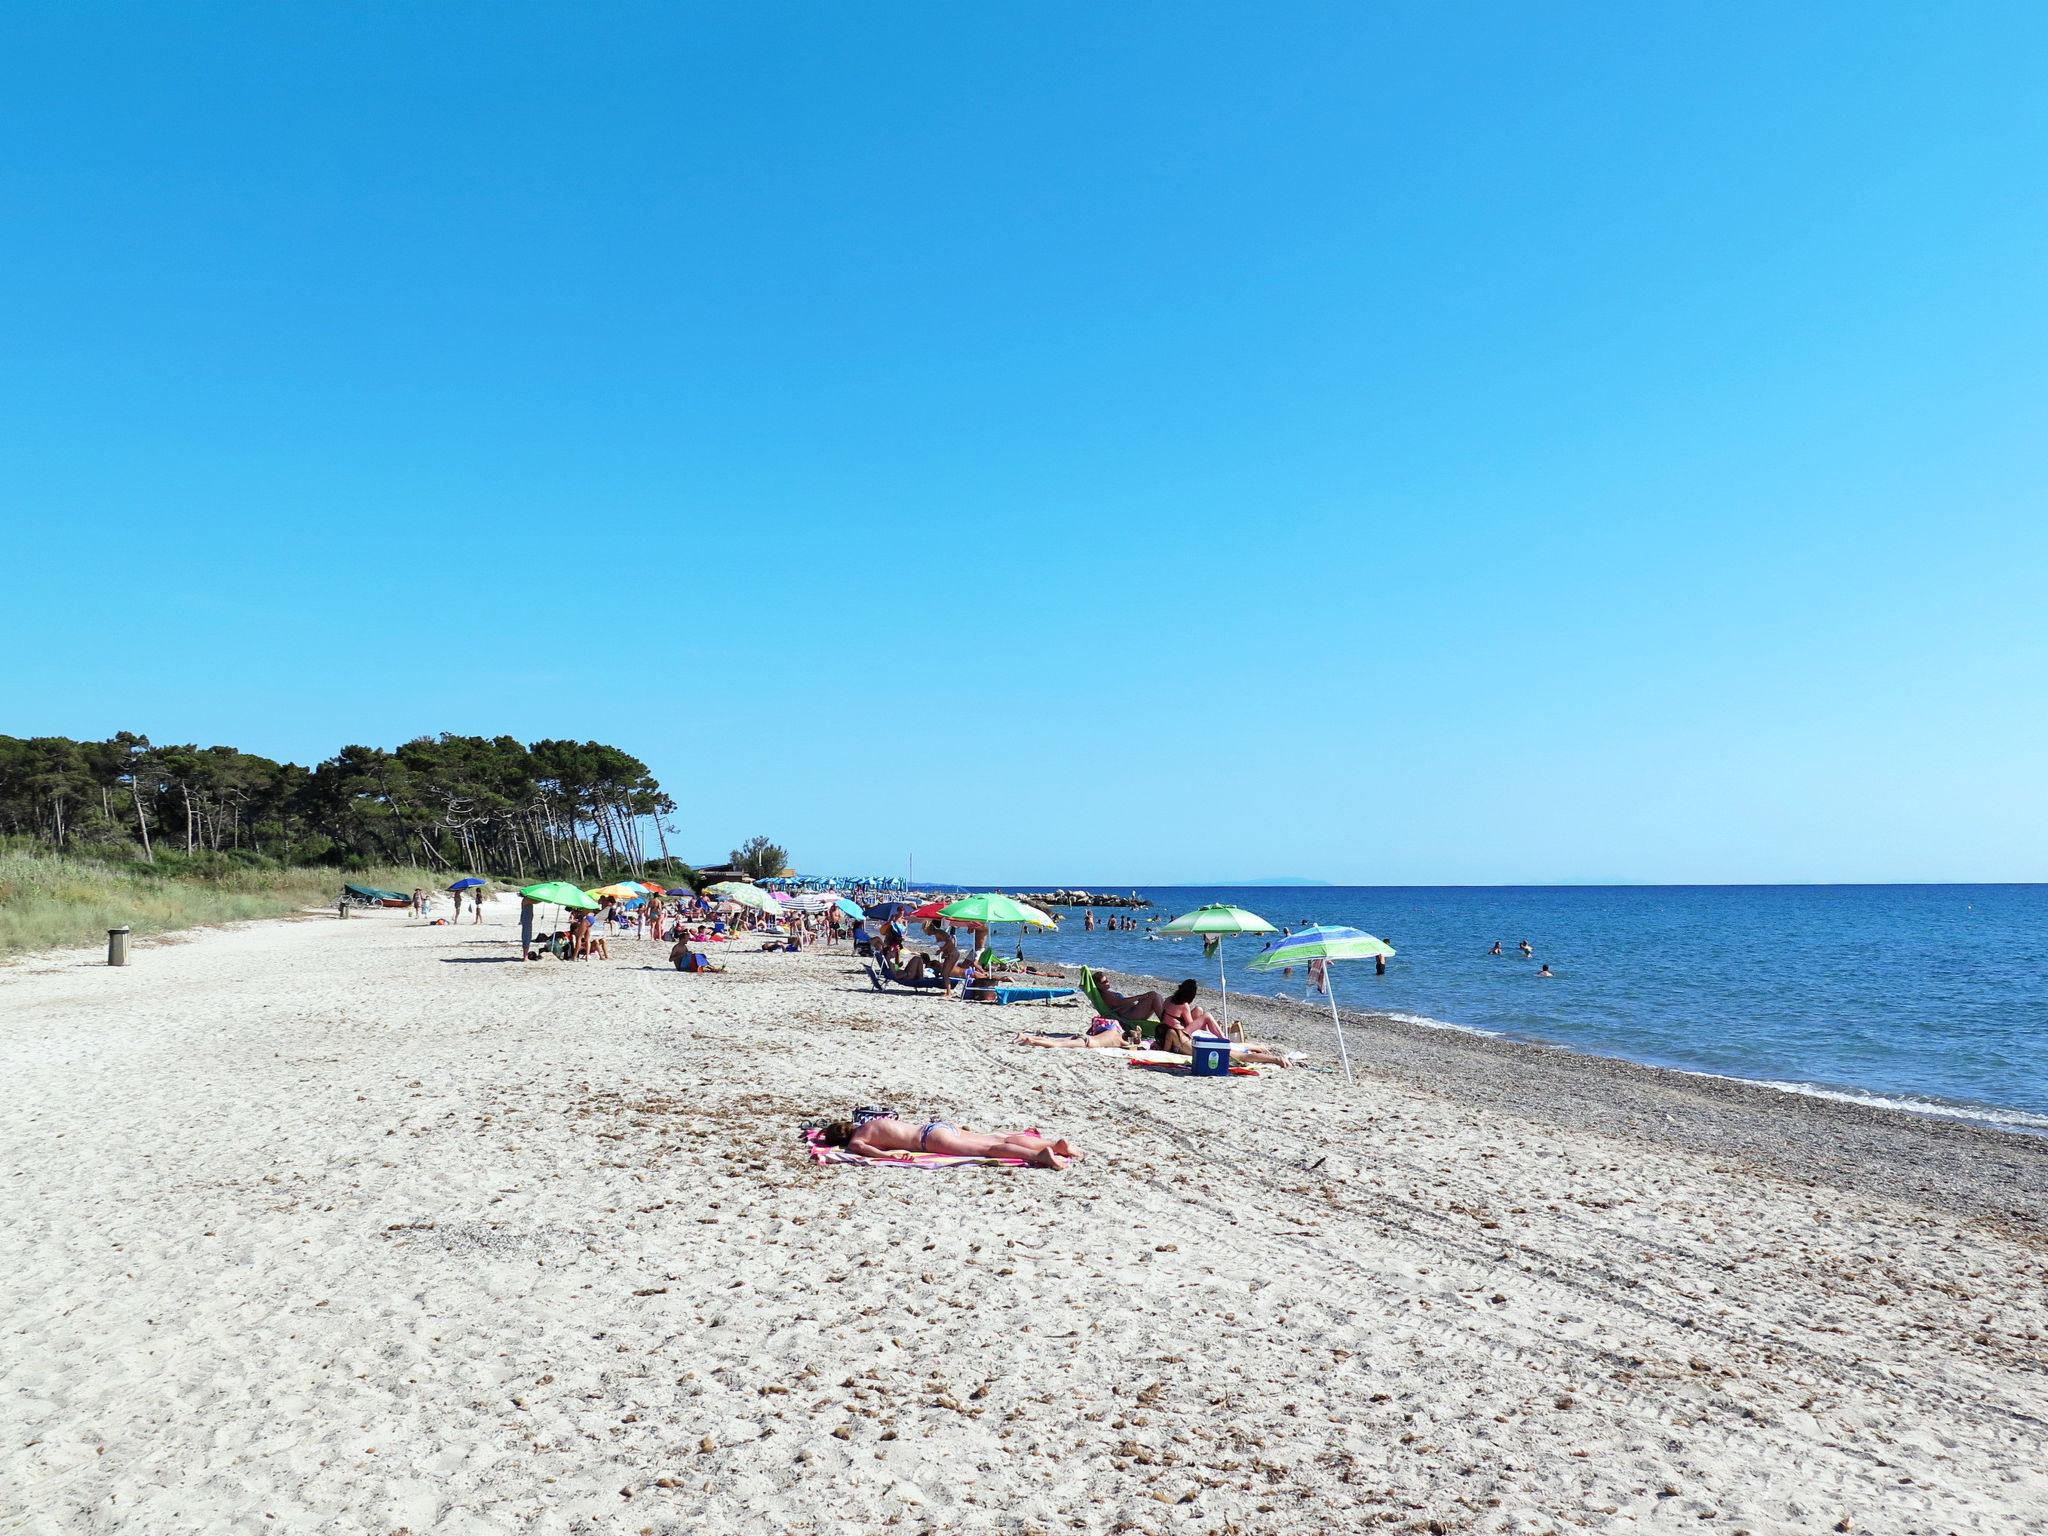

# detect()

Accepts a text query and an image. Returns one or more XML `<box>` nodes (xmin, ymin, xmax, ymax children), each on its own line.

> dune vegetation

<box><xmin>0</xmin><ymin>846</ymin><xmax>450</xmax><ymax>959</ymax></box>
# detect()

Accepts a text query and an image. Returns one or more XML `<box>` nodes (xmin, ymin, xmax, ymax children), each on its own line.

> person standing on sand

<box><xmin>519</xmin><ymin>896</ymin><xmax>536</xmax><ymax>959</ymax></box>
<box><xmin>472</xmin><ymin>887</ymin><xmax>485</xmax><ymax>925</ymax></box>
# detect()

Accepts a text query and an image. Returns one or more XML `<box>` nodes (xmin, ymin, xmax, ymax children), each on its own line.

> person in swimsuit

<box><xmin>1537</xmin><ymin>963</ymin><xmax>1554</xmax><ymax>978</ymax></box>
<box><xmin>820</xmin><ymin>1116</ymin><xmax>1081</xmax><ymax>1169</ymax></box>
<box><xmin>1151</xmin><ymin>980</ymin><xmax>1293</xmax><ymax>1066</ymax></box>
<box><xmin>1092</xmin><ymin>975</ymin><xmax>1168</xmax><ymax>1037</ymax></box>
<box><xmin>1490</xmin><ymin>941</ymin><xmax>1503</xmax><ymax>956</ymax></box>
<box><xmin>1013</xmin><ymin>1018</ymin><xmax>1132</xmax><ymax>1051</ymax></box>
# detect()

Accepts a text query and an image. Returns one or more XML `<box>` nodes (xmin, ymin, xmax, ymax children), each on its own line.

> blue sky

<box><xmin>6</xmin><ymin>3</ymin><xmax>2046</xmax><ymax>884</ymax></box>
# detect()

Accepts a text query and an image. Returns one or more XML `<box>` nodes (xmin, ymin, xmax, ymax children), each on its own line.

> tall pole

<box><xmin>1326</xmin><ymin>974</ymin><xmax>1354</xmax><ymax>1084</ymax></box>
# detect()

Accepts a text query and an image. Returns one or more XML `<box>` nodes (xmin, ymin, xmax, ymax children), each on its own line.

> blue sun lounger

<box><xmin>963</xmin><ymin>977</ymin><xmax>1079</xmax><ymax>1006</ymax></box>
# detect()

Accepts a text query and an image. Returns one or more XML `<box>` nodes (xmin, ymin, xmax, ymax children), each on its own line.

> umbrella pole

<box><xmin>1327</xmin><ymin>974</ymin><xmax>1354</xmax><ymax>1085</ymax></box>
<box><xmin>1218</xmin><ymin>947</ymin><xmax>1230</xmax><ymax>1039</ymax></box>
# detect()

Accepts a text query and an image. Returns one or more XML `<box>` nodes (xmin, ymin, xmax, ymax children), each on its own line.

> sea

<box><xmin>1000</xmin><ymin>884</ymin><xmax>2048</xmax><ymax>1132</ymax></box>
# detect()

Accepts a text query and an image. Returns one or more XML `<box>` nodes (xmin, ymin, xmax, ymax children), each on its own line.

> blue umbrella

<box><xmin>864</xmin><ymin>901</ymin><xmax>914</xmax><ymax>920</ymax></box>
<box><xmin>448</xmin><ymin>877</ymin><xmax>485</xmax><ymax>891</ymax></box>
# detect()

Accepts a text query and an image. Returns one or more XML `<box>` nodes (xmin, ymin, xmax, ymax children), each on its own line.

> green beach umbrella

<box><xmin>937</xmin><ymin>892</ymin><xmax>1055</xmax><ymax>965</ymax></box>
<box><xmin>519</xmin><ymin>880</ymin><xmax>600</xmax><ymax>912</ymax></box>
<box><xmin>936</xmin><ymin>892</ymin><xmax>1057</xmax><ymax>929</ymax></box>
<box><xmin>1161</xmin><ymin>902</ymin><xmax>1277</xmax><ymax>1037</ymax></box>
<box><xmin>1248</xmin><ymin>925</ymin><xmax>1396</xmax><ymax>1084</ymax></box>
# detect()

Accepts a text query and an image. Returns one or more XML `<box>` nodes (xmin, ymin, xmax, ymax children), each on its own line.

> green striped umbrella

<box><xmin>1160</xmin><ymin>903</ymin><xmax>1276</xmax><ymax>1037</ymax></box>
<box><xmin>1248</xmin><ymin>925</ymin><xmax>1396</xmax><ymax>1083</ymax></box>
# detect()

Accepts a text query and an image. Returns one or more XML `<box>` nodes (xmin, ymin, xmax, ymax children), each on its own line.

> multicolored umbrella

<box><xmin>707</xmin><ymin>882</ymin><xmax>780</xmax><ymax>914</ymax></box>
<box><xmin>1248</xmin><ymin>925</ymin><xmax>1396</xmax><ymax>1083</ymax></box>
<box><xmin>1160</xmin><ymin>902</ymin><xmax>1276</xmax><ymax>1037</ymax></box>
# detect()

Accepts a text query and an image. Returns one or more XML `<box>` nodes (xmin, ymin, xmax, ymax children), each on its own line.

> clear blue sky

<box><xmin>6</xmin><ymin>3</ymin><xmax>2046</xmax><ymax>884</ymax></box>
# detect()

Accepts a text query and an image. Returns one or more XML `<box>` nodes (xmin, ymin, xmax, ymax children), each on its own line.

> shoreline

<box><xmin>1075</xmin><ymin>962</ymin><xmax>2048</xmax><ymax>1236</ymax></box>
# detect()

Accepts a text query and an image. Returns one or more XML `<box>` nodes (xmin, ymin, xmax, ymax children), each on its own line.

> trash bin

<box><xmin>108</xmin><ymin>926</ymin><xmax>130</xmax><ymax>966</ymax></box>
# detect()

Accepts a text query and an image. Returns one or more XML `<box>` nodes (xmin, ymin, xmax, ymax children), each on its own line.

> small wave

<box><xmin>1737</xmin><ymin>1078</ymin><xmax>2048</xmax><ymax>1132</ymax></box>
<box><xmin>1376</xmin><ymin>1010</ymin><xmax>1504</xmax><ymax>1040</ymax></box>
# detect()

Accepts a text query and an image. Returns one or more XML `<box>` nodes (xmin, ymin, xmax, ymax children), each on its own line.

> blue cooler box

<box><xmin>1189</xmin><ymin>1032</ymin><xmax>1233</xmax><ymax>1077</ymax></box>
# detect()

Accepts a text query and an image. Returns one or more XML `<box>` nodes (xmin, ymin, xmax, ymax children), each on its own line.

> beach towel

<box><xmin>800</xmin><ymin>1127</ymin><xmax>1040</xmax><ymax>1169</ymax></box>
<box><xmin>1128</xmin><ymin>1053</ymin><xmax>1260</xmax><ymax>1077</ymax></box>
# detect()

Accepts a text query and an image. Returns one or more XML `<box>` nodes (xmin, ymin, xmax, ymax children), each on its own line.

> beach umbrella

<box><xmin>708</xmin><ymin>882</ymin><xmax>780</xmax><ymax>914</ymax></box>
<box><xmin>864</xmin><ymin>900</ymin><xmax>914</xmax><ymax>920</ymax></box>
<box><xmin>519</xmin><ymin>880</ymin><xmax>600</xmax><ymax>913</ymax></box>
<box><xmin>1248</xmin><ymin>925</ymin><xmax>1395</xmax><ymax>1084</ymax></box>
<box><xmin>589</xmin><ymin>882</ymin><xmax>640</xmax><ymax>899</ymax></box>
<box><xmin>906</xmin><ymin>899</ymin><xmax>953</xmax><ymax>921</ymax></box>
<box><xmin>448</xmin><ymin>876</ymin><xmax>485</xmax><ymax>891</ymax></box>
<box><xmin>938</xmin><ymin>892</ymin><xmax>1055</xmax><ymax>962</ymax></box>
<box><xmin>832</xmin><ymin>896</ymin><xmax>864</xmax><ymax>919</ymax></box>
<box><xmin>1160</xmin><ymin>902</ymin><xmax>1277</xmax><ymax>1038</ymax></box>
<box><xmin>937</xmin><ymin>892</ymin><xmax>1056</xmax><ymax>928</ymax></box>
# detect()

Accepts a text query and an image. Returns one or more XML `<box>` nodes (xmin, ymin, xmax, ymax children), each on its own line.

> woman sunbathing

<box><xmin>1156</xmin><ymin>980</ymin><xmax>1293</xmax><ymax>1066</ymax></box>
<box><xmin>1014</xmin><ymin>1018</ymin><xmax>1132</xmax><ymax>1051</ymax></box>
<box><xmin>820</xmin><ymin>1115</ymin><xmax>1082</xmax><ymax>1169</ymax></box>
<box><xmin>1093</xmin><ymin>975</ymin><xmax>1169</xmax><ymax>1035</ymax></box>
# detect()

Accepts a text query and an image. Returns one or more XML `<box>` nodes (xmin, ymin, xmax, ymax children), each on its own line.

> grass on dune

<box><xmin>0</xmin><ymin>848</ymin><xmax>456</xmax><ymax>959</ymax></box>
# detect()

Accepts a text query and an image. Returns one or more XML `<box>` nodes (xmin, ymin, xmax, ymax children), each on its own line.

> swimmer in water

<box><xmin>1537</xmin><ymin>963</ymin><xmax>1554</xmax><ymax>978</ymax></box>
<box><xmin>1518</xmin><ymin>940</ymin><xmax>1533</xmax><ymax>958</ymax></box>
<box><xmin>1490</xmin><ymin>941</ymin><xmax>1503</xmax><ymax>956</ymax></box>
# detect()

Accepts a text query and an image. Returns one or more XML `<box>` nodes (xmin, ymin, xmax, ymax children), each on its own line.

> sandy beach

<box><xmin>4</xmin><ymin>902</ymin><xmax>2045</xmax><ymax>1535</ymax></box>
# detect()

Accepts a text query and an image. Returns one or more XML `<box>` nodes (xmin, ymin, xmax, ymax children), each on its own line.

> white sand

<box><xmin>4</xmin><ymin>901</ymin><xmax>2044</xmax><ymax>1534</ymax></box>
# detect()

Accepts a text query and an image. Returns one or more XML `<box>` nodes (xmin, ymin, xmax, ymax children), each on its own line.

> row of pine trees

<box><xmin>0</xmin><ymin>732</ymin><xmax>688</xmax><ymax>883</ymax></box>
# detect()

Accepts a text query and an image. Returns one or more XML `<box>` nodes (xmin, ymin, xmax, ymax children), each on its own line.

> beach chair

<box><xmin>1080</xmin><ymin>966</ymin><xmax>1158</xmax><ymax>1037</ymax></box>
<box><xmin>966</xmin><ymin>979</ymin><xmax>1079</xmax><ymax>1006</ymax></box>
<box><xmin>864</xmin><ymin>960</ymin><xmax>958</xmax><ymax>995</ymax></box>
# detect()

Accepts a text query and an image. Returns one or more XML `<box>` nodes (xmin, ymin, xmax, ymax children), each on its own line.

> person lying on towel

<box><xmin>819</xmin><ymin>1115</ymin><xmax>1082</xmax><ymax>1170</ymax></box>
<box><xmin>1014</xmin><ymin>1018</ymin><xmax>1135</xmax><ymax>1051</ymax></box>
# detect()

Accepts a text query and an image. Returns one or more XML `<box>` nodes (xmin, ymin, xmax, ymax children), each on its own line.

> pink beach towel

<box><xmin>800</xmin><ymin>1127</ymin><xmax>1040</xmax><ymax>1169</ymax></box>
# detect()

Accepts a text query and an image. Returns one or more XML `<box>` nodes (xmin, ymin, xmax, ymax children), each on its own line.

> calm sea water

<box><xmin>1004</xmin><ymin>885</ymin><xmax>2048</xmax><ymax>1130</ymax></box>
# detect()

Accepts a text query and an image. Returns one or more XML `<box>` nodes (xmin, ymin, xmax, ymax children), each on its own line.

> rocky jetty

<box><xmin>1019</xmin><ymin>889</ymin><xmax>1151</xmax><ymax>911</ymax></box>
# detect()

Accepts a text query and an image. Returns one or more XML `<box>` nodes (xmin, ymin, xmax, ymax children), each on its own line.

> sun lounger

<box><xmin>964</xmin><ymin>980</ymin><xmax>1078</xmax><ymax>1005</ymax></box>
<box><xmin>1080</xmin><ymin>966</ymin><xmax>1157</xmax><ymax>1035</ymax></box>
<box><xmin>864</xmin><ymin>961</ymin><xmax>958</xmax><ymax>995</ymax></box>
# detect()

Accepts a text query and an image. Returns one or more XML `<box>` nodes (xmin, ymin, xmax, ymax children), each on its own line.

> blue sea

<box><xmin>1006</xmin><ymin>884</ymin><xmax>2048</xmax><ymax>1131</ymax></box>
